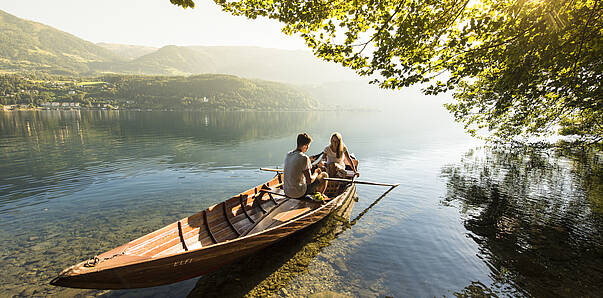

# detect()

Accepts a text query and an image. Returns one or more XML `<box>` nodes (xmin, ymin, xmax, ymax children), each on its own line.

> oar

<box><xmin>260</xmin><ymin>168</ymin><xmax>399</xmax><ymax>188</ymax></box>
<box><xmin>324</xmin><ymin>177</ymin><xmax>399</xmax><ymax>187</ymax></box>
<box><xmin>260</xmin><ymin>168</ymin><xmax>283</xmax><ymax>173</ymax></box>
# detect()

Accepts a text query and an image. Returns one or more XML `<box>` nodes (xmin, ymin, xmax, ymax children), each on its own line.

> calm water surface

<box><xmin>0</xmin><ymin>110</ymin><xmax>601</xmax><ymax>297</ymax></box>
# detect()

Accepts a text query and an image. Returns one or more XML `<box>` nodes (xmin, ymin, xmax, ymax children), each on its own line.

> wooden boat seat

<box><xmin>264</xmin><ymin>182</ymin><xmax>347</xmax><ymax>201</ymax></box>
<box><xmin>324</xmin><ymin>182</ymin><xmax>340</xmax><ymax>198</ymax></box>
<box><xmin>263</xmin><ymin>188</ymin><xmax>325</xmax><ymax>202</ymax></box>
<box><xmin>264</xmin><ymin>188</ymin><xmax>287</xmax><ymax>198</ymax></box>
<box><xmin>244</xmin><ymin>197</ymin><xmax>315</xmax><ymax>235</ymax></box>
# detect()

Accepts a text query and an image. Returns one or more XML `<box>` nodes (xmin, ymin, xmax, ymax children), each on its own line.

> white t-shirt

<box><xmin>324</xmin><ymin>145</ymin><xmax>347</xmax><ymax>168</ymax></box>
<box><xmin>283</xmin><ymin>150</ymin><xmax>311</xmax><ymax>198</ymax></box>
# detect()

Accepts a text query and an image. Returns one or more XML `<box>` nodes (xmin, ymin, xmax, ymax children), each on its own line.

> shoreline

<box><xmin>0</xmin><ymin>107</ymin><xmax>381</xmax><ymax>113</ymax></box>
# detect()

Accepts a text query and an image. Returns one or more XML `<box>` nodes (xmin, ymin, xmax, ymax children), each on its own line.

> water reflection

<box><xmin>0</xmin><ymin>110</ymin><xmax>318</xmax><ymax>142</ymax></box>
<box><xmin>441</xmin><ymin>146</ymin><xmax>603</xmax><ymax>297</ymax></box>
<box><xmin>0</xmin><ymin>110</ymin><xmax>318</xmax><ymax>213</ymax></box>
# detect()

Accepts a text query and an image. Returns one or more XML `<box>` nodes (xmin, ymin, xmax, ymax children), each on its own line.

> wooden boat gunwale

<box><xmin>51</xmin><ymin>166</ymin><xmax>357</xmax><ymax>289</ymax></box>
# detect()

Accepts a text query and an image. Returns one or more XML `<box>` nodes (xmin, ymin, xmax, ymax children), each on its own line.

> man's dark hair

<box><xmin>297</xmin><ymin>133</ymin><xmax>312</xmax><ymax>147</ymax></box>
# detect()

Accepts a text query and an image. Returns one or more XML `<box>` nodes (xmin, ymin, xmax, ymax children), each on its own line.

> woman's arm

<box><xmin>315</xmin><ymin>148</ymin><xmax>326</xmax><ymax>167</ymax></box>
<box><xmin>344</xmin><ymin>150</ymin><xmax>358</xmax><ymax>175</ymax></box>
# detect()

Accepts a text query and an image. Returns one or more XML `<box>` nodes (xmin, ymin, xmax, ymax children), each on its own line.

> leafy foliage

<box><xmin>170</xmin><ymin>0</ymin><xmax>602</xmax><ymax>143</ymax></box>
<box><xmin>170</xmin><ymin>0</ymin><xmax>195</xmax><ymax>9</ymax></box>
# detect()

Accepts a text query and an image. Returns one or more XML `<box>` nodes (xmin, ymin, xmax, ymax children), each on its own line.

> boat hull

<box><xmin>51</xmin><ymin>182</ymin><xmax>356</xmax><ymax>289</ymax></box>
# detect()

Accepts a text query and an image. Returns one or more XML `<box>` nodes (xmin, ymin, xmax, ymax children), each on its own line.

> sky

<box><xmin>0</xmin><ymin>0</ymin><xmax>307</xmax><ymax>49</ymax></box>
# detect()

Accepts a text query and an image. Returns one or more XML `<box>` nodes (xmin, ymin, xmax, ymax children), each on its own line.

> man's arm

<box><xmin>303</xmin><ymin>168</ymin><xmax>316</xmax><ymax>184</ymax></box>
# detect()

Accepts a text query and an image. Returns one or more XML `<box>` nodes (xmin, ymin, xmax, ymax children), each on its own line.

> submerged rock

<box><xmin>308</xmin><ymin>291</ymin><xmax>348</xmax><ymax>298</ymax></box>
<box><xmin>332</xmin><ymin>258</ymin><xmax>348</xmax><ymax>273</ymax></box>
<box><xmin>19</xmin><ymin>287</ymin><xmax>36</xmax><ymax>296</ymax></box>
<box><xmin>355</xmin><ymin>288</ymin><xmax>377</xmax><ymax>297</ymax></box>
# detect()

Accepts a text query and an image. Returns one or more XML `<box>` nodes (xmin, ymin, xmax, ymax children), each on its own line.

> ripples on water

<box><xmin>0</xmin><ymin>110</ymin><xmax>601</xmax><ymax>297</ymax></box>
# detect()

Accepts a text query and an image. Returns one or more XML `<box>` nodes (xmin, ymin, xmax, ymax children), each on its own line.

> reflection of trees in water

<box><xmin>0</xmin><ymin>110</ymin><xmax>320</xmax><ymax>144</ymax></box>
<box><xmin>441</xmin><ymin>146</ymin><xmax>603</xmax><ymax>297</ymax></box>
<box><xmin>0</xmin><ymin>110</ymin><xmax>322</xmax><ymax>174</ymax></box>
<box><xmin>0</xmin><ymin>111</ymin><xmax>320</xmax><ymax>210</ymax></box>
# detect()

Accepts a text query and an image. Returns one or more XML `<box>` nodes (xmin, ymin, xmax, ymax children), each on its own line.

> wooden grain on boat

<box><xmin>50</xmin><ymin>164</ymin><xmax>358</xmax><ymax>289</ymax></box>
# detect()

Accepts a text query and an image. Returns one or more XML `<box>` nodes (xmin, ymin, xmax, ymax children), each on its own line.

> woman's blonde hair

<box><xmin>331</xmin><ymin>132</ymin><xmax>344</xmax><ymax>159</ymax></box>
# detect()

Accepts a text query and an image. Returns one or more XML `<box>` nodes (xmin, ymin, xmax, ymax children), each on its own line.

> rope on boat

<box><xmin>84</xmin><ymin>251</ymin><xmax>125</xmax><ymax>267</ymax></box>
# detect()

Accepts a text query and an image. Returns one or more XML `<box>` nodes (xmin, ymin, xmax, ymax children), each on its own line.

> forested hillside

<box><xmin>0</xmin><ymin>74</ymin><xmax>316</xmax><ymax>110</ymax></box>
<box><xmin>0</xmin><ymin>10</ymin><xmax>121</xmax><ymax>75</ymax></box>
<box><xmin>101</xmin><ymin>74</ymin><xmax>316</xmax><ymax>110</ymax></box>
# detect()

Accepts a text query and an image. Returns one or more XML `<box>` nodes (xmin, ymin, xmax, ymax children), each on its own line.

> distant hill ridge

<box><xmin>103</xmin><ymin>45</ymin><xmax>217</xmax><ymax>76</ymax></box>
<box><xmin>0</xmin><ymin>9</ymin><xmax>357</xmax><ymax>84</ymax></box>
<box><xmin>99</xmin><ymin>44</ymin><xmax>357</xmax><ymax>83</ymax></box>
<box><xmin>95</xmin><ymin>43</ymin><xmax>157</xmax><ymax>60</ymax></box>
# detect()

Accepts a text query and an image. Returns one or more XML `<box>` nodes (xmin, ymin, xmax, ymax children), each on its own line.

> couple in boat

<box><xmin>283</xmin><ymin>132</ymin><xmax>358</xmax><ymax>201</ymax></box>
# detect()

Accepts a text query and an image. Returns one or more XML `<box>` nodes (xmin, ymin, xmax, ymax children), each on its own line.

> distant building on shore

<box><xmin>40</xmin><ymin>102</ymin><xmax>81</xmax><ymax>109</ymax></box>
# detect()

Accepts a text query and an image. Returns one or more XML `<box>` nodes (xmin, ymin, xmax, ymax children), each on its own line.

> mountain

<box><xmin>0</xmin><ymin>10</ymin><xmax>121</xmax><ymax>75</ymax></box>
<box><xmin>104</xmin><ymin>45</ymin><xmax>217</xmax><ymax>75</ymax></box>
<box><xmin>96</xmin><ymin>43</ymin><xmax>157</xmax><ymax>60</ymax></box>
<box><xmin>0</xmin><ymin>10</ymin><xmax>358</xmax><ymax>84</ymax></box>
<box><xmin>98</xmin><ymin>45</ymin><xmax>357</xmax><ymax>84</ymax></box>
<box><xmin>186</xmin><ymin>46</ymin><xmax>358</xmax><ymax>84</ymax></box>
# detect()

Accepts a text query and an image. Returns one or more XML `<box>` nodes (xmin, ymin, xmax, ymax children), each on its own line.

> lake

<box><xmin>0</xmin><ymin>109</ymin><xmax>601</xmax><ymax>297</ymax></box>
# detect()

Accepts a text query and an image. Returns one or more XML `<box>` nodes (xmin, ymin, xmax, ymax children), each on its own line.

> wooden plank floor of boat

<box><xmin>115</xmin><ymin>187</ymin><xmax>311</xmax><ymax>261</ymax></box>
<box><xmin>245</xmin><ymin>199</ymin><xmax>316</xmax><ymax>235</ymax></box>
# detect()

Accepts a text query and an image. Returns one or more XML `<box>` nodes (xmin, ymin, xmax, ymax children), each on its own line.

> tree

<box><xmin>171</xmin><ymin>0</ymin><xmax>602</xmax><ymax>143</ymax></box>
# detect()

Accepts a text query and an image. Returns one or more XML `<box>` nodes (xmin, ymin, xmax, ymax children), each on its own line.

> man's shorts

<box><xmin>305</xmin><ymin>172</ymin><xmax>326</xmax><ymax>195</ymax></box>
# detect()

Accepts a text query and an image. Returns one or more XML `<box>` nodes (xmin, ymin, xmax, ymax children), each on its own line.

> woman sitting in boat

<box><xmin>320</xmin><ymin>132</ymin><xmax>358</xmax><ymax>178</ymax></box>
<box><xmin>283</xmin><ymin>133</ymin><xmax>329</xmax><ymax>199</ymax></box>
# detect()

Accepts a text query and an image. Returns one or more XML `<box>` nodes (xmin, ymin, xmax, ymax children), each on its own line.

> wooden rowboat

<box><xmin>50</xmin><ymin>165</ymin><xmax>358</xmax><ymax>289</ymax></box>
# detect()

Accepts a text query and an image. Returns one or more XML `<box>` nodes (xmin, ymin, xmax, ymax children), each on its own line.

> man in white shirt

<box><xmin>283</xmin><ymin>133</ymin><xmax>328</xmax><ymax>199</ymax></box>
